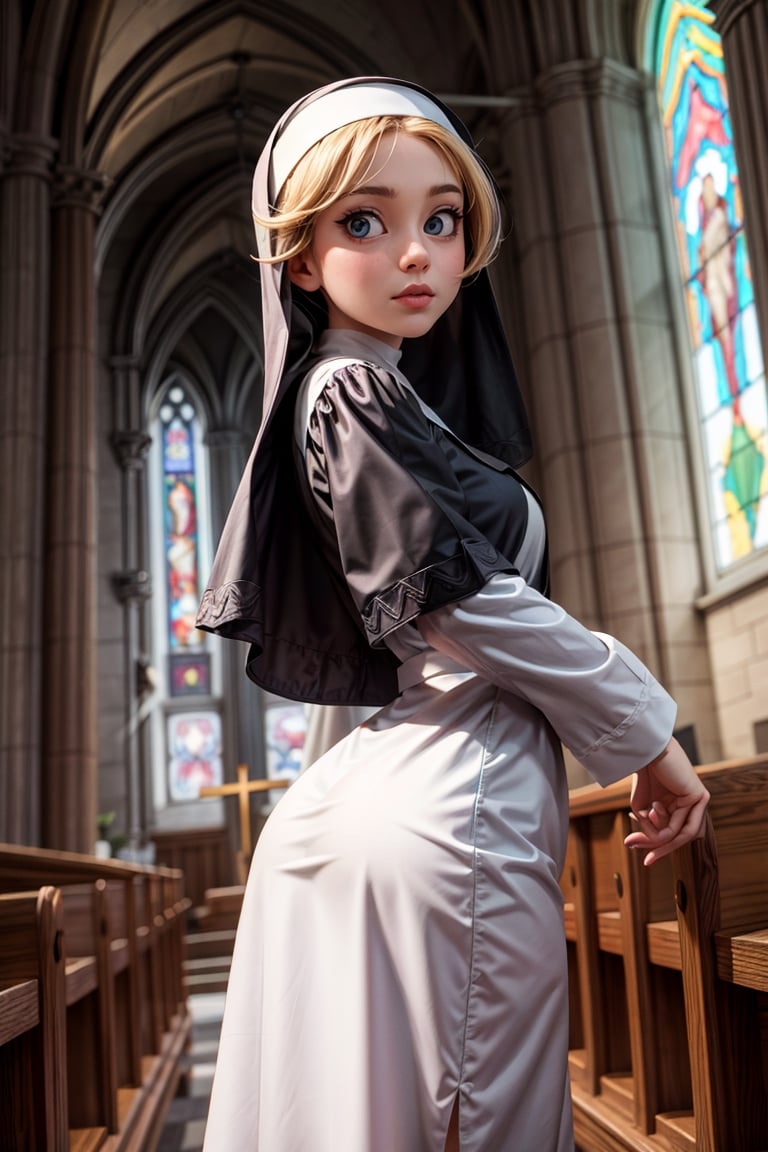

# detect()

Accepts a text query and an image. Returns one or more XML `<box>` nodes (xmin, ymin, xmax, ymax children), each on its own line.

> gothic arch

<box><xmin>55</xmin><ymin>0</ymin><xmax>113</xmax><ymax>164</ymax></box>
<box><xmin>83</xmin><ymin>1</ymin><xmax>378</xmax><ymax>173</ymax></box>
<box><xmin>110</xmin><ymin>169</ymin><xmax>253</xmax><ymax>354</ymax></box>
<box><xmin>10</xmin><ymin>0</ymin><xmax>73</xmax><ymax>137</ymax></box>
<box><xmin>141</xmin><ymin>266</ymin><xmax>263</xmax><ymax>429</ymax></box>
<box><xmin>94</xmin><ymin>108</ymin><xmax>269</xmax><ymax>275</ymax></box>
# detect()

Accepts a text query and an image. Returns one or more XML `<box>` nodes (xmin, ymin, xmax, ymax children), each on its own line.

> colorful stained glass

<box><xmin>168</xmin><ymin>652</ymin><xmax>211</xmax><ymax>697</ymax></box>
<box><xmin>167</xmin><ymin>710</ymin><xmax>223</xmax><ymax>801</ymax></box>
<box><xmin>264</xmin><ymin>702</ymin><xmax>306</xmax><ymax>783</ymax></box>
<box><xmin>160</xmin><ymin>386</ymin><xmax>203</xmax><ymax>646</ymax></box>
<box><xmin>650</xmin><ymin>0</ymin><xmax>768</xmax><ymax>569</ymax></box>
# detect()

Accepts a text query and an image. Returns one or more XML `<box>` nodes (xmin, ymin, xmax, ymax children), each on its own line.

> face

<box><xmin>288</xmin><ymin>131</ymin><xmax>467</xmax><ymax>348</ymax></box>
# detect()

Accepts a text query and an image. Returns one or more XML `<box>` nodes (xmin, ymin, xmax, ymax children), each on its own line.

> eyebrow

<box><xmin>348</xmin><ymin>183</ymin><xmax>463</xmax><ymax>198</ymax></box>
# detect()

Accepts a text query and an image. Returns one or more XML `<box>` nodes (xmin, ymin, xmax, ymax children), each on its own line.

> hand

<box><xmin>624</xmin><ymin>738</ymin><xmax>710</xmax><ymax>866</ymax></box>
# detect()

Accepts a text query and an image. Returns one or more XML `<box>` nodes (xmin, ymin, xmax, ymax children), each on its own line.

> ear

<box><xmin>287</xmin><ymin>251</ymin><xmax>322</xmax><ymax>292</ymax></box>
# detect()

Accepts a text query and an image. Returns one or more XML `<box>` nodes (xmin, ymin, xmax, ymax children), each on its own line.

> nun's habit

<box><xmin>198</xmin><ymin>79</ymin><xmax>676</xmax><ymax>1152</ymax></box>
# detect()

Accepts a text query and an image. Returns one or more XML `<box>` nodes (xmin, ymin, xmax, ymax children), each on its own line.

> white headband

<box><xmin>268</xmin><ymin>82</ymin><xmax>459</xmax><ymax>200</ymax></box>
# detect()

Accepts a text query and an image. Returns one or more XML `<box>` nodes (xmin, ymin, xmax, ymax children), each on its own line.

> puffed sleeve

<box><xmin>304</xmin><ymin>362</ymin><xmax>526</xmax><ymax>645</ymax></box>
<box><xmin>417</xmin><ymin>574</ymin><xmax>677</xmax><ymax>786</ymax></box>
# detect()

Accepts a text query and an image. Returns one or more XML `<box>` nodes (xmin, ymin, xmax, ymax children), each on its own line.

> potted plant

<box><xmin>95</xmin><ymin>811</ymin><xmax>116</xmax><ymax>858</ymax></box>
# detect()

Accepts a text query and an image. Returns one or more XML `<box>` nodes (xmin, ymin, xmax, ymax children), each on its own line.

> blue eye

<box><xmin>424</xmin><ymin>209</ymin><xmax>462</xmax><ymax>237</ymax></box>
<box><xmin>340</xmin><ymin>211</ymin><xmax>384</xmax><ymax>239</ymax></box>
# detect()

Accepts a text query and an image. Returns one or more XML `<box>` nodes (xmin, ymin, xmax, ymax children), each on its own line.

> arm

<box><xmin>417</xmin><ymin>574</ymin><xmax>677</xmax><ymax>787</ymax></box>
<box><xmin>417</xmin><ymin>575</ymin><xmax>708</xmax><ymax>863</ymax></box>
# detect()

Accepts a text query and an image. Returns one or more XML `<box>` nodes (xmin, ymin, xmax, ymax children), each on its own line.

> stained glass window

<box><xmin>650</xmin><ymin>0</ymin><xmax>768</xmax><ymax>569</ymax></box>
<box><xmin>264</xmin><ymin>699</ymin><xmax>306</xmax><ymax>784</ymax></box>
<box><xmin>167</xmin><ymin>710</ymin><xmax>223</xmax><ymax>801</ymax></box>
<box><xmin>149</xmin><ymin>379</ymin><xmax>220</xmax><ymax>815</ymax></box>
<box><xmin>159</xmin><ymin>385</ymin><xmax>205</xmax><ymax>650</ymax></box>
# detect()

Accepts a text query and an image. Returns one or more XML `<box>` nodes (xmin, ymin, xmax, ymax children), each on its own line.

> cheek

<box><xmin>327</xmin><ymin>251</ymin><xmax>382</xmax><ymax>289</ymax></box>
<box><xmin>440</xmin><ymin>244</ymin><xmax>467</xmax><ymax>283</ymax></box>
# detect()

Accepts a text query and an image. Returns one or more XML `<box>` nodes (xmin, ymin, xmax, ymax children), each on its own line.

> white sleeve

<box><xmin>417</xmin><ymin>573</ymin><xmax>677</xmax><ymax>787</ymax></box>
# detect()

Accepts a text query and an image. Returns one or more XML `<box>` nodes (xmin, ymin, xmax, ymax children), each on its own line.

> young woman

<box><xmin>197</xmin><ymin>77</ymin><xmax>709</xmax><ymax>1152</ymax></box>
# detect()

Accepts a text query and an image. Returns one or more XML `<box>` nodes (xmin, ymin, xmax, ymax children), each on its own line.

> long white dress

<box><xmin>203</xmin><ymin>336</ymin><xmax>676</xmax><ymax>1152</ymax></box>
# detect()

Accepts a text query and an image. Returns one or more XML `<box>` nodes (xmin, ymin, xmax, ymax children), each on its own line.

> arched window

<box><xmin>649</xmin><ymin>0</ymin><xmax>767</xmax><ymax>570</ymax></box>
<box><xmin>148</xmin><ymin>377</ymin><xmax>223</xmax><ymax>820</ymax></box>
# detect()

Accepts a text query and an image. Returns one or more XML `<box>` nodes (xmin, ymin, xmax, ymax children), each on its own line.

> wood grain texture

<box><xmin>715</xmin><ymin>928</ymin><xmax>768</xmax><ymax>991</ymax></box>
<box><xmin>0</xmin><ymin>978</ymin><xmax>38</xmax><ymax>1044</ymax></box>
<box><xmin>0</xmin><ymin>847</ymin><xmax>192</xmax><ymax>1152</ymax></box>
<box><xmin>564</xmin><ymin>755</ymin><xmax>768</xmax><ymax>1151</ymax></box>
<box><xmin>0</xmin><ymin>887</ymin><xmax>68</xmax><ymax>1150</ymax></box>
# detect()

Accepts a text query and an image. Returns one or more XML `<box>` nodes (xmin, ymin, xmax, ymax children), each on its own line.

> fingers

<box><xmin>624</xmin><ymin>791</ymin><xmax>709</xmax><ymax>866</ymax></box>
<box><xmin>627</xmin><ymin>799</ymin><xmax>679</xmax><ymax>843</ymax></box>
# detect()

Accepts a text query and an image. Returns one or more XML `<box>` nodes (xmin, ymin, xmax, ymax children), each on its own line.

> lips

<box><xmin>394</xmin><ymin>285</ymin><xmax>434</xmax><ymax>311</ymax></box>
<box><xmin>395</xmin><ymin>284</ymin><xmax>433</xmax><ymax>299</ymax></box>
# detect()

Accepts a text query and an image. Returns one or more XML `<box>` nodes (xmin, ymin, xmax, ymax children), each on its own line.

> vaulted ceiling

<box><xmin>2</xmin><ymin>0</ymin><xmax>652</xmax><ymax>427</ymax></box>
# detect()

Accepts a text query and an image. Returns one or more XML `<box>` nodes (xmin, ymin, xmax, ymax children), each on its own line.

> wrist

<box><xmin>644</xmin><ymin>739</ymin><xmax>673</xmax><ymax>773</ymax></box>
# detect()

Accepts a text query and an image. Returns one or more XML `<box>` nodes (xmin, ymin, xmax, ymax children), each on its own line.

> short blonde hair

<box><xmin>255</xmin><ymin>116</ymin><xmax>503</xmax><ymax>277</ymax></box>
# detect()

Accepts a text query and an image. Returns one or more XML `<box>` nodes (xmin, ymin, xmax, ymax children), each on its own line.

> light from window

<box><xmin>653</xmin><ymin>0</ymin><xmax>768</xmax><ymax>569</ymax></box>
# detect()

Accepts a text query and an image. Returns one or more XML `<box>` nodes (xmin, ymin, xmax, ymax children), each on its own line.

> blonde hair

<box><xmin>254</xmin><ymin>116</ymin><xmax>502</xmax><ymax>278</ymax></box>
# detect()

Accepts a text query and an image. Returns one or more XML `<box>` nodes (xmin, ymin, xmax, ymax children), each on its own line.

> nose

<box><xmin>399</xmin><ymin>236</ymin><xmax>430</xmax><ymax>272</ymax></box>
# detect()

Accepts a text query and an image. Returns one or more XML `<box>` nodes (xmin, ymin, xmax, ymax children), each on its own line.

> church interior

<box><xmin>1</xmin><ymin>1</ymin><xmax>767</xmax><ymax>1149</ymax></box>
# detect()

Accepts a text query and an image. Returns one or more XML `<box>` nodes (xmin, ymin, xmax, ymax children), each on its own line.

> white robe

<box><xmin>203</xmin><ymin>574</ymin><xmax>675</xmax><ymax>1151</ymax></box>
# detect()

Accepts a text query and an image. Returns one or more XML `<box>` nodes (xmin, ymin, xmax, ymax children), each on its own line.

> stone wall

<box><xmin>703</xmin><ymin>584</ymin><xmax>768</xmax><ymax>760</ymax></box>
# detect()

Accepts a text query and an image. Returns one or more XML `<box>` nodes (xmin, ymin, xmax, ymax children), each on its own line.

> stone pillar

<box><xmin>497</xmin><ymin>57</ymin><xmax>720</xmax><ymax>762</ymax></box>
<box><xmin>42</xmin><ymin>168</ymin><xmax>104</xmax><ymax>851</ymax></box>
<box><xmin>711</xmin><ymin>0</ymin><xmax>768</xmax><ymax>363</ymax></box>
<box><xmin>111</xmin><ymin>564</ymin><xmax>152</xmax><ymax>846</ymax></box>
<box><xmin>0</xmin><ymin>135</ymin><xmax>55</xmax><ymax>843</ymax></box>
<box><xmin>110</xmin><ymin>385</ymin><xmax>153</xmax><ymax>846</ymax></box>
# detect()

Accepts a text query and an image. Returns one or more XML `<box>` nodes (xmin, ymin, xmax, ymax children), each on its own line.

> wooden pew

<box><xmin>0</xmin><ymin>850</ymin><xmax>146</xmax><ymax>1080</ymax></box>
<box><xmin>0</xmin><ymin>847</ymin><xmax>190</xmax><ymax>1054</ymax></box>
<box><xmin>58</xmin><ymin>880</ymin><xmax>126</xmax><ymax>1137</ymax></box>
<box><xmin>564</xmin><ymin>756</ymin><xmax>768</xmax><ymax>1152</ymax></box>
<box><xmin>152</xmin><ymin>867</ymin><xmax>189</xmax><ymax>1034</ymax></box>
<box><xmin>0</xmin><ymin>887</ymin><xmax>69</xmax><ymax>1151</ymax></box>
<box><xmin>670</xmin><ymin>761</ymin><xmax>768</xmax><ymax>1152</ymax></box>
<box><xmin>0</xmin><ymin>882</ymin><xmax>141</xmax><ymax>1149</ymax></box>
<box><xmin>0</xmin><ymin>845</ymin><xmax>192</xmax><ymax>1152</ymax></box>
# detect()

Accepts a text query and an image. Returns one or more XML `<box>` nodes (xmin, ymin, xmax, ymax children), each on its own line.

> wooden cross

<box><xmin>199</xmin><ymin>763</ymin><xmax>291</xmax><ymax>879</ymax></box>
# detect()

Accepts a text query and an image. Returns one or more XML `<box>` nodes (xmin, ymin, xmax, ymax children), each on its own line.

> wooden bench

<box><xmin>57</xmin><ymin>879</ymin><xmax>138</xmax><ymax>1138</ymax></box>
<box><xmin>563</xmin><ymin>755</ymin><xmax>768</xmax><ymax>1152</ymax></box>
<box><xmin>669</xmin><ymin>761</ymin><xmax>768</xmax><ymax>1152</ymax></box>
<box><xmin>0</xmin><ymin>845</ymin><xmax>193</xmax><ymax>1151</ymax></box>
<box><xmin>0</xmin><ymin>887</ymin><xmax>70</xmax><ymax>1150</ymax></box>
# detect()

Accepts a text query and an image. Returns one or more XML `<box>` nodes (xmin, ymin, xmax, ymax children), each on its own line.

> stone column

<box><xmin>0</xmin><ymin>135</ymin><xmax>55</xmax><ymax>843</ymax></box>
<box><xmin>42</xmin><ymin>167</ymin><xmax>104</xmax><ymax>851</ymax></box>
<box><xmin>110</xmin><ymin>389</ymin><xmax>153</xmax><ymax>846</ymax></box>
<box><xmin>711</xmin><ymin>0</ymin><xmax>768</xmax><ymax>361</ymax></box>
<box><xmin>497</xmin><ymin>57</ymin><xmax>720</xmax><ymax>763</ymax></box>
<box><xmin>111</xmin><ymin>564</ymin><xmax>152</xmax><ymax>846</ymax></box>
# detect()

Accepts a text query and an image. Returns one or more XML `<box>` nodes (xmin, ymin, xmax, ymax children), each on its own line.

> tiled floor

<box><xmin>157</xmin><ymin>993</ymin><xmax>224</xmax><ymax>1151</ymax></box>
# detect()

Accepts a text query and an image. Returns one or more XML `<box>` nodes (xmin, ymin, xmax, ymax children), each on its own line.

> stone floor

<box><xmin>157</xmin><ymin>993</ymin><xmax>224</xmax><ymax>1151</ymax></box>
